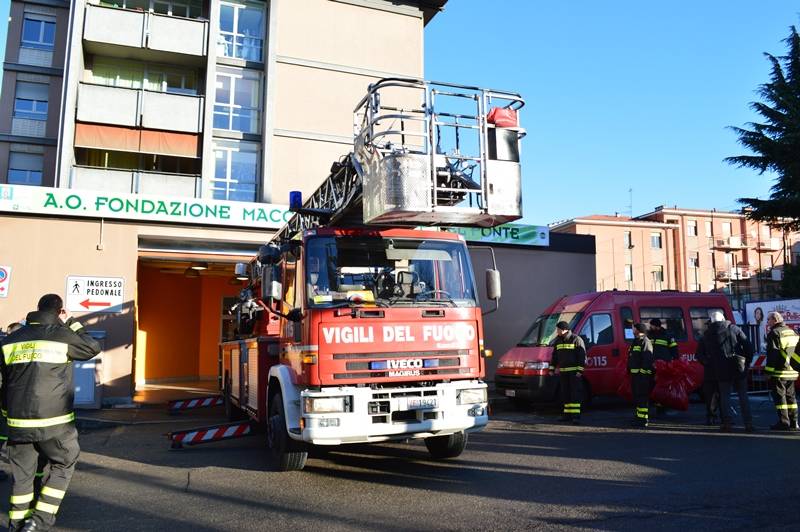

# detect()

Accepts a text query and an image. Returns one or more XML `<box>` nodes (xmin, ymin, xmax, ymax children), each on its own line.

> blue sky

<box><xmin>424</xmin><ymin>1</ymin><xmax>800</xmax><ymax>225</ymax></box>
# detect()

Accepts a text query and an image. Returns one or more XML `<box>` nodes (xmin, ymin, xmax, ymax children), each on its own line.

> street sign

<box><xmin>0</xmin><ymin>265</ymin><xmax>11</xmax><ymax>298</ymax></box>
<box><xmin>66</xmin><ymin>275</ymin><xmax>124</xmax><ymax>313</ymax></box>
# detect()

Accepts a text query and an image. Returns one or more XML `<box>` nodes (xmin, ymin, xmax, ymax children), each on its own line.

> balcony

<box><xmin>710</xmin><ymin>235</ymin><xmax>748</xmax><ymax>250</ymax></box>
<box><xmin>716</xmin><ymin>267</ymin><xmax>752</xmax><ymax>281</ymax></box>
<box><xmin>83</xmin><ymin>4</ymin><xmax>208</xmax><ymax>61</ymax></box>
<box><xmin>76</xmin><ymin>83</ymin><xmax>204</xmax><ymax>134</ymax></box>
<box><xmin>71</xmin><ymin>166</ymin><xmax>201</xmax><ymax>198</ymax></box>
<box><xmin>756</xmin><ymin>237</ymin><xmax>783</xmax><ymax>252</ymax></box>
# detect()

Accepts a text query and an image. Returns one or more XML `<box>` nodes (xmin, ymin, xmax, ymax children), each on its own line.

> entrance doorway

<box><xmin>134</xmin><ymin>258</ymin><xmax>245</xmax><ymax>394</ymax></box>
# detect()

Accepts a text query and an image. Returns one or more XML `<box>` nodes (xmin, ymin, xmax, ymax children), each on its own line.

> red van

<box><xmin>495</xmin><ymin>291</ymin><xmax>735</xmax><ymax>403</ymax></box>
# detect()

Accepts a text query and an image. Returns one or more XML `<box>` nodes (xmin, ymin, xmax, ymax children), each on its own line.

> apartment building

<box><xmin>551</xmin><ymin>206</ymin><xmax>799</xmax><ymax>309</ymax></box>
<box><xmin>0</xmin><ymin>0</ymin><xmax>446</xmax><ymax>404</ymax></box>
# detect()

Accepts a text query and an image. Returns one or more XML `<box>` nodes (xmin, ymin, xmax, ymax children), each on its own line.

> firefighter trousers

<box><xmin>559</xmin><ymin>372</ymin><xmax>583</xmax><ymax>418</ymax></box>
<box><xmin>631</xmin><ymin>374</ymin><xmax>653</xmax><ymax>424</ymax></box>
<box><xmin>770</xmin><ymin>378</ymin><xmax>798</xmax><ymax>427</ymax></box>
<box><xmin>8</xmin><ymin>424</ymin><xmax>80</xmax><ymax>529</ymax></box>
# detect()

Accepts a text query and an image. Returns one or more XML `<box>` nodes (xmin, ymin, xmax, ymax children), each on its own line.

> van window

<box><xmin>518</xmin><ymin>312</ymin><xmax>583</xmax><ymax>347</ymax></box>
<box><xmin>620</xmin><ymin>306</ymin><xmax>634</xmax><ymax>340</ymax></box>
<box><xmin>639</xmin><ymin>307</ymin><xmax>688</xmax><ymax>341</ymax></box>
<box><xmin>690</xmin><ymin>307</ymin><xmax>725</xmax><ymax>340</ymax></box>
<box><xmin>579</xmin><ymin>313</ymin><xmax>614</xmax><ymax>347</ymax></box>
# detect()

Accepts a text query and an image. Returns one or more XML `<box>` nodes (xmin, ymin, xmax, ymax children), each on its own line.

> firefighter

<box><xmin>764</xmin><ymin>311</ymin><xmax>799</xmax><ymax>431</ymax></box>
<box><xmin>648</xmin><ymin>319</ymin><xmax>678</xmax><ymax>362</ymax></box>
<box><xmin>628</xmin><ymin>323</ymin><xmax>655</xmax><ymax>428</ymax></box>
<box><xmin>0</xmin><ymin>294</ymin><xmax>102</xmax><ymax>531</ymax></box>
<box><xmin>550</xmin><ymin>321</ymin><xmax>586</xmax><ymax>425</ymax></box>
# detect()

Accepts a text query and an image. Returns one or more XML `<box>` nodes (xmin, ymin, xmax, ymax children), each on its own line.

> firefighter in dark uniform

<box><xmin>764</xmin><ymin>311</ymin><xmax>799</xmax><ymax>431</ymax></box>
<box><xmin>0</xmin><ymin>294</ymin><xmax>101</xmax><ymax>531</ymax></box>
<box><xmin>628</xmin><ymin>323</ymin><xmax>655</xmax><ymax>427</ymax></box>
<box><xmin>550</xmin><ymin>321</ymin><xmax>586</xmax><ymax>424</ymax></box>
<box><xmin>648</xmin><ymin>319</ymin><xmax>678</xmax><ymax>362</ymax></box>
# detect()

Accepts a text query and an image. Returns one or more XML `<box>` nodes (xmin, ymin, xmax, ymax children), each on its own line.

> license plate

<box><xmin>407</xmin><ymin>398</ymin><xmax>438</xmax><ymax>410</ymax></box>
<box><xmin>505</xmin><ymin>389</ymin><xmax>516</xmax><ymax>397</ymax></box>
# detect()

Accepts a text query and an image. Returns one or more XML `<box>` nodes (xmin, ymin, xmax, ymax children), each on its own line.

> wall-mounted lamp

<box><xmin>190</xmin><ymin>262</ymin><xmax>209</xmax><ymax>270</ymax></box>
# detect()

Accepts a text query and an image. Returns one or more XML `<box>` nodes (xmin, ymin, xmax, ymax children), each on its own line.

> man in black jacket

<box><xmin>550</xmin><ymin>321</ymin><xmax>586</xmax><ymax>425</ymax></box>
<box><xmin>696</xmin><ymin>310</ymin><xmax>754</xmax><ymax>432</ymax></box>
<box><xmin>0</xmin><ymin>294</ymin><xmax>102</xmax><ymax>531</ymax></box>
<box><xmin>628</xmin><ymin>324</ymin><xmax>655</xmax><ymax>428</ymax></box>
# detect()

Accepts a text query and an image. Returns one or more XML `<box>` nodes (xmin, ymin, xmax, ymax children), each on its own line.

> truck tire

<box><xmin>267</xmin><ymin>392</ymin><xmax>308</xmax><ymax>471</ymax></box>
<box><xmin>424</xmin><ymin>431</ymin><xmax>467</xmax><ymax>459</ymax></box>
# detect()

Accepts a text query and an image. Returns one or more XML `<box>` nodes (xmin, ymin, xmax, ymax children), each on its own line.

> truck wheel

<box><xmin>424</xmin><ymin>431</ymin><xmax>467</xmax><ymax>459</ymax></box>
<box><xmin>267</xmin><ymin>392</ymin><xmax>308</xmax><ymax>471</ymax></box>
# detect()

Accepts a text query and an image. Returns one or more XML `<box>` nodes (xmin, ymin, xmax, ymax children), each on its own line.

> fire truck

<box><xmin>220</xmin><ymin>78</ymin><xmax>524</xmax><ymax>470</ymax></box>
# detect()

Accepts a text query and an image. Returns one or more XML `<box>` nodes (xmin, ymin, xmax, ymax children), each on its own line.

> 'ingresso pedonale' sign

<box><xmin>0</xmin><ymin>184</ymin><xmax>292</xmax><ymax>229</ymax></box>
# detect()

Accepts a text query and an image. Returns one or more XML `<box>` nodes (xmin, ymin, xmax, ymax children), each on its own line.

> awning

<box><xmin>75</xmin><ymin>123</ymin><xmax>199</xmax><ymax>158</ymax></box>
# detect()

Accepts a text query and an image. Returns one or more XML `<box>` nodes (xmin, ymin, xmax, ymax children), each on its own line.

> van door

<box><xmin>577</xmin><ymin>313</ymin><xmax>616</xmax><ymax>396</ymax></box>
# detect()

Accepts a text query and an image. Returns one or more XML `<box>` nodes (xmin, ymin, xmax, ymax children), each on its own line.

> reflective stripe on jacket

<box><xmin>0</xmin><ymin>311</ymin><xmax>101</xmax><ymax>442</ymax></box>
<box><xmin>628</xmin><ymin>336</ymin><xmax>654</xmax><ymax>375</ymax></box>
<box><xmin>765</xmin><ymin>325</ymin><xmax>800</xmax><ymax>380</ymax></box>
<box><xmin>550</xmin><ymin>332</ymin><xmax>586</xmax><ymax>373</ymax></box>
<box><xmin>649</xmin><ymin>329</ymin><xmax>678</xmax><ymax>362</ymax></box>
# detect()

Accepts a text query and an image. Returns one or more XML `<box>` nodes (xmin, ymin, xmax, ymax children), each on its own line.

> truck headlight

<box><xmin>457</xmin><ymin>388</ymin><xmax>487</xmax><ymax>405</ymax></box>
<box><xmin>524</xmin><ymin>361</ymin><xmax>550</xmax><ymax>370</ymax></box>
<box><xmin>303</xmin><ymin>396</ymin><xmax>350</xmax><ymax>413</ymax></box>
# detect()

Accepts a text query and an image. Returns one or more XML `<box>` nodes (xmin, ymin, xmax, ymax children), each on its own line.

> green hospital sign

<box><xmin>449</xmin><ymin>224</ymin><xmax>550</xmax><ymax>247</ymax></box>
<box><xmin>0</xmin><ymin>185</ymin><xmax>291</xmax><ymax>229</ymax></box>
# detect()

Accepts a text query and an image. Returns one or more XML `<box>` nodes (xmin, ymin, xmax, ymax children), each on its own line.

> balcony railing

<box><xmin>71</xmin><ymin>166</ymin><xmax>201</xmax><ymax>198</ymax></box>
<box><xmin>83</xmin><ymin>4</ymin><xmax>208</xmax><ymax>58</ymax></box>
<box><xmin>756</xmin><ymin>237</ymin><xmax>783</xmax><ymax>252</ymax></box>
<box><xmin>710</xmin><ymin>236</ymin><xmax>748</xmax><ymax>250</ymax></box>
<box><xmin>77</xmin><ymin>83</ymin><xmax>204</xmax><ymax>134</ymax></box>
<box><xmin>716</xmin><ymin>267</ymin><xmax>752</xmax><ymax>281</ymax></box>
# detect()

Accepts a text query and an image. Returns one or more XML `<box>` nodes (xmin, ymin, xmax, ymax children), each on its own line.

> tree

<box><xmin>726</xmin><ymin>25</ymin><xmax>800</xmax><ymax>230</ymax></box>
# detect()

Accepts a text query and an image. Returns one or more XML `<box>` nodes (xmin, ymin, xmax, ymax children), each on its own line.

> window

<box><xmin>689</xmin><ymin>307</ymin><xmax>725</xmax><ymax>340</ymax></box>
<box><xmin>578</xmin><ymin>313</ymin><xmax>614</xmax><ymax>347</ymax></box>
<box><xmin>722</xmin><ymin>222</ymin><xmax>732</xmax><ymax>237</ymax></box>
<box><xmin>21</xmin><ymin>14</ymin><xmax>55</xmax><ymax>50</ymax></box>
<box><xmin>652</xmin><ymin>265</ymin><xmax>664</xmax><ymax>282</ymax></box>
<box><xmin>218</xmin><ymin>1</ymin><xmax>265</xmax><ymax>62</ymax></box>
<box><xmin>705</xmin><ymin>221</ymin><xmax>712</xmax><ymax>236</ymax></box>
<box><xmin>624</xmin><ymin>264</ymin><xmax>633</xmax><ymax>282</ymax></box>
<box><xmin>650</xmin><ymin>232</ymin><xmax>662</xmax><ymax>249</ymax></box>
<box><xmin>75</xmin><ymin>148</ymin><xmax>201</xmax><ymax>174</ymax></box>
<box><xmin>621</xmin><ymin>306</ymin><xmax>634</xmax><ymax>340</ymax></box>
<box><xmin>7</xmin><ymin>152</ymin><xmax>43</xmax><ymax>185</ymax></box>
<box><xmin>639</xmin><ymin>306</ymin><xmax>687</xmax><ymax>341</ymax></box>
<box><xmin>687</xmin><ymin>220</ymin><xmax>697</xmax><ymax>237</ymax></box>
<box><xmin>623</xmin><ymin>231</ymin><xmax>632</xmax><ymax>249</ymax></box>
<box><xmin>91</xmin><ymin>58</ymin><xmax>197</xmax><ymax>95</ymax></box>
<box><xmin>14</xmin><ymin>82</ymin><xmax>48</xmax><ymax>120</ymax></box>
<box><xmin>214</xmin><ymin>67</ymin><xmax>261</xmax><ymax>133</ymax></box>
<box><xmin>688</xmin><ymin>254</ymin><xmax>699</xmax><ymax>269</ymax></box>
<box><xmin>100</xmin><ymin>0</ymin><xmax>203</xmax><ymax>18</ymax></box>
<box><xmin>213</xmin><ymin>140</ymin><xmax>259</xmax><ymax>201</ymax></box>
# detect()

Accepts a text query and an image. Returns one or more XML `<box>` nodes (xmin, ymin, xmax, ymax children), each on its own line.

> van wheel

<box><xmin>425</xmin><ymin>431</ymin><xmax>467</xmax><ymax>459</ymax></box>
<box><xmin>267</xmin><ymin>392</ymin><xmax>308</xmax><ymax>471</ymax></box>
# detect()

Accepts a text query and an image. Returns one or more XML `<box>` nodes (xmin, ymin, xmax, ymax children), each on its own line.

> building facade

<box><xmin>0</xmin><ymin>0</ymin><xmax>446</xmax><ymax>404</ymax></box>
<box><xmin>551</xmin><ymin>206</ymin><xmax>800</xmax><ymax>310</ymax></box>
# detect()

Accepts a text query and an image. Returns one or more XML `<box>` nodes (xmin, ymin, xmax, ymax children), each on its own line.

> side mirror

<box><xmin>486</xmin><ymin>269</ymin><xmax>501</xmax><ymax>301</ymax></box>
<box><xmin>260</xmin><ymin>265</ymin><xmax>282</xmax><ymax>301</ymax></box>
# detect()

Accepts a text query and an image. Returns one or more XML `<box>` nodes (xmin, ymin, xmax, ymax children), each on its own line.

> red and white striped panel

<box><xmin>168</xmin><ymin>396</ymin><xmax>223</xmax><ymax>411</ymax></box>
<box><xmin>170</xmin><ymin>422</ymin><xmax>252</xmax><ymax>447</ymax></box>
<box><xmin>750</xmin><ymin>355</ymin><xmax>767</xmax><ymax>369</ymax></box>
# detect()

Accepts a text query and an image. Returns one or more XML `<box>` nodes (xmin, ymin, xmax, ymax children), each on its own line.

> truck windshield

<box><xmin>517</xmin><ymin>312</ymin><xmax>583</xmax><ymax>347</ymax></box>
<box><xmin>305</xmin><ymin>236</ymin><xmax>477</xmax><ymax>308</ymax></box>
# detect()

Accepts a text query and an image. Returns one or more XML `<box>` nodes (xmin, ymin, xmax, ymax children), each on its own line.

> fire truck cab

<box><xmin>495</xmin><ymin>291</ymin><xmax>735</xmax><ymax>403</ymax></box>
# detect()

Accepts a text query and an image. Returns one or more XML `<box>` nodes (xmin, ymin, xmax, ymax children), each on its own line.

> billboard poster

<box><xmin>744</xmin><ymin>298</ymin><xmax>800</xmax><ymax>353</ymax></box>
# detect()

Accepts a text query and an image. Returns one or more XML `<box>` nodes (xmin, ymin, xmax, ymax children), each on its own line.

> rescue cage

<box><xmin>352</xmin><ymin>78</ymin><xmax>525</xmax><ymax>227</ymax></box>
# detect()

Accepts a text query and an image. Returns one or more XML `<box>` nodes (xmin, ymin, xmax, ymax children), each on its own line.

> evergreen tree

<box><xmin>726</xmin><ymin>26</ymin><xmax>800</xmax><ymax>230</ymax></box>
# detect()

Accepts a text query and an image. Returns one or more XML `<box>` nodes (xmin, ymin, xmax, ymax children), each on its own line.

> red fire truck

<box><xmin>495</xmin><ymin>291</ymin><xmax>735</xmax><ymax>404</ymax></box>
<box><xmin>221</xmin><ymin>79</ymin><xmax>524</xmax><ymax>470</ymax></box>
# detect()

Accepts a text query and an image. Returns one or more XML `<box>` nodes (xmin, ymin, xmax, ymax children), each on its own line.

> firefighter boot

<box><xmin>20</xmin><ymin>520</ymin><xmax>49</xmax><ymax>531</ymax></box>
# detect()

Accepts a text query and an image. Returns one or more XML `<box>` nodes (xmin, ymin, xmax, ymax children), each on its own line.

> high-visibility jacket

<box><xmin>648</xmin><ymin>329</ymin><xmax>678</xmax><ymax>362</ymax></box>
<box><xmin>765</xmin><ymin>324</ymin><xmax>800</xmax><ymax>380</ymax></box>
<box><xmin>0</xmin><ymin>311</ymin><xmax>101</xmax><ymax>442</ymax></box>
<box><xmin>627</xmin><ymin>336</ymin><xmax>654</xmax><ymax>375</ymax></box>
<box><xmin>550</xmin><ymin>332</ymin><xmax>586</xmax><ymax>373</ymax></box>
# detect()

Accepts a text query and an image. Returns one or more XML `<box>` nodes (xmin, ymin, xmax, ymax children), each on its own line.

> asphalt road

<box><xmin>1</xmin><ymin>395</ymin><xmax>799</xmax><ymax>531</ymax></box>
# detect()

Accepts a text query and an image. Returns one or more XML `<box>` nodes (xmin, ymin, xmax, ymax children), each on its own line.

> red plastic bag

<box><xmin>681</xmin><ymin>360</ymin><xmax>704</xmax><ymax>391</ymax></box>
<box><xmin>651</xmin><ymin>360</ymin><xmax>690</xmax><ymax>411</ymax></box>
<box><xmin>487</xmin><ymin>107</ymin><xmax>518</xmax><ymax>128</ymax></box>
<box><xmin>615</xmin><ymin>364</ymin><xmax>633</xmax><ymax>402</ymax></box>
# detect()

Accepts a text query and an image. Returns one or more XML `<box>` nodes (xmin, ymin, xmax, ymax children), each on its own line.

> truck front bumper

<box><xmin>299</xmin><ymin>381</ymin><xmax>488</xmax><ymax>445</ymax></box>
